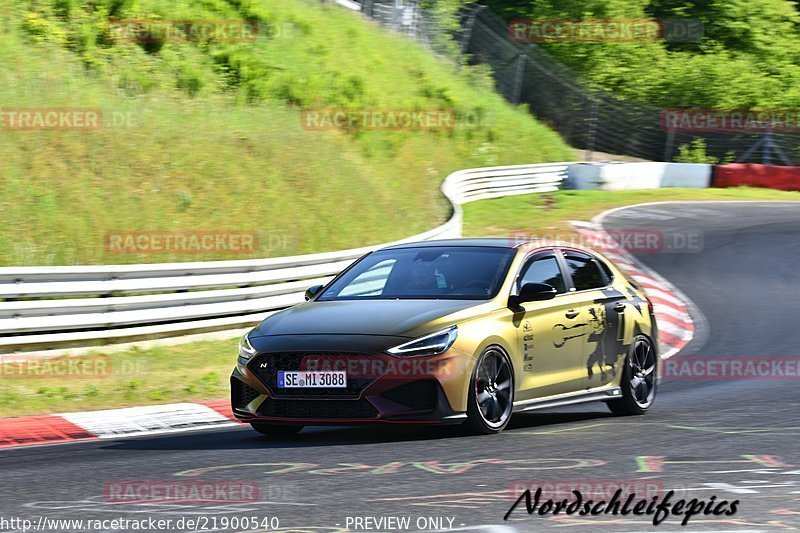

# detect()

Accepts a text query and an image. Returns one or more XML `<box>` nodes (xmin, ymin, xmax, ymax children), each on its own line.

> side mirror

<box><xmin>509</xmin><ymin>282</ymin><xmax>557</xmax><ymax>307</ymax></box>
<box><xmin>305</xmin><ymin>285</ymin><xmax>324</xmax><ymax>301</ymax></box>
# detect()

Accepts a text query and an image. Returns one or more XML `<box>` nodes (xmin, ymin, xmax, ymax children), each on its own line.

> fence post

<box><xmin>763</xmin><ymin>130</ymin><xmax>793</xmax><ymax>166</ymax></box>
<box><xmin>585</xmin><ymin>98</ymin><xmax>599</xmax><ymax>162</ymax></box>
<box><xmin>737</xmin><ymin>130</ymin><xmax>793</xmax><ymax>165</ymax></box>
<box><xmin>406</xmin><ymin>0</ymin><xmax>419</xmax><ymax>37</ymax></box>
<box><xmin>457</xmin><ymin>6</ymin><xmax>485</xmax><ymax>71</ymax></box>
<box><xmin>512</xmin><ymin>46</ymin><xmax>530</xmax><ymax>104</ymax></box>
<box><xmin>663</xmin><ymin>128</ymin><xmax>675</xmax><ymax>162</ymax></box>
<box><xmin>392</xmin><ymin>0</ymin><xmax>403</xmax><ymax>30</ymax></box>
<box><xmin>763</xmin><ymin>130</ymin><xmax>772</xmax><ymax>165</ymax></box>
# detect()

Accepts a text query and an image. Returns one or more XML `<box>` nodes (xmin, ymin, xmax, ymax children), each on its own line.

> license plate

<box><xmin>277</xmin><ymin>371</ymin><xmax>347</xmax><ymax>388</ymax></box>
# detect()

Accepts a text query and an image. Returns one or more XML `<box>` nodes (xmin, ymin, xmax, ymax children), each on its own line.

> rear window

<box><xmin>597</xmin><ymin>257</ymin><xmax>615</xmax><ymax>284</ymax></box>
<box><xmin>563</xmin><ymin>251</ymin><xmax>608</xmax><ymax>291</ymax></box>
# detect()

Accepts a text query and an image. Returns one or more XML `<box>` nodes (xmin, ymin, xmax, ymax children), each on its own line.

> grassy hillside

<box><xmin>0</xmin><ymin>0</ymin><xmax>572</xmax><ymax>266</ymax></box>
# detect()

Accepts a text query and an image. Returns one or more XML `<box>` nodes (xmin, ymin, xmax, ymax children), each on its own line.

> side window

<box><xmin>518</xmin><ymin>255</ymin><xmax>566</xmax><ymax>293</ymax></box>
<box><xmin>564</xmin><ymin>251</ymin><xmax>607</xmax><ymax>291</ymax></box>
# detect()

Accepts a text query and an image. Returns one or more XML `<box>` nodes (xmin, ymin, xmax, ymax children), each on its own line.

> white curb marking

<box><xmin>59</xmin><ymin>403</ymin><xmax>234</xmax><ymax>438</ymax></box>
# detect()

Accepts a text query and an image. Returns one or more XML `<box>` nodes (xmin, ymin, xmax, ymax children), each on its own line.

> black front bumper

<box><xmin>231</xmin><ymin>365</ymin><xmax>464</xmax><ymax>425</ymax></box>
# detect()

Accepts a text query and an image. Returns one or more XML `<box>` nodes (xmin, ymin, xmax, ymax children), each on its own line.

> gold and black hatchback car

<box><xmin>231</xmin><ymin>239</ymin><xmax>658</xmax><ymax>436</ymax></box>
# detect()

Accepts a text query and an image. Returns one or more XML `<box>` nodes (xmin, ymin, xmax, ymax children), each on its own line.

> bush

<box><xmin>674</xmin><ymin>139</ymin><xmax>718</xmax><ymax>164</ymax></box>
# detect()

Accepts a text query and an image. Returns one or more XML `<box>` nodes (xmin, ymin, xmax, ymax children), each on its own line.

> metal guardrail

<box><xmin>335</xmin><ymin>0</ymin><xmax>363</xmax><ymax>11</ymax></box>
<box><xmin>0</xmin><ymin>163</ymin><xmax>570</xmax><ymax>352</ymax></box>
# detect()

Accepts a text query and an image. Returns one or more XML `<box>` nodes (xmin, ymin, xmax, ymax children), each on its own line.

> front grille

<box><xmin>381</xmin><ymin>380</ymin><xmax>438</xmax><ymax>412</ymax></box>
<box><xmin>249</xmin><ymin>352</ymin><xmax>378</xmax><ymax>398</ymax></box>
<box><xmin>232</xmin><ymin>378</ymin><xmax>262</xmax><ymax>409</ymax></box>
<box><xmin>258</xmin><ymin>398</ymin><xmax>379</xmax><ymax>419</ymax></box>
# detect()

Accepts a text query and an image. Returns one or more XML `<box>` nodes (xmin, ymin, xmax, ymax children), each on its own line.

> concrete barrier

<box><xmin>568</xmin><ymin>162</ymin><xmax>712</xmax><ymax>190</ymax></box>
<box><xmin>714</xmin><ymin>163</ymin><xmax>800</xmax><ymax>191</ymax></box>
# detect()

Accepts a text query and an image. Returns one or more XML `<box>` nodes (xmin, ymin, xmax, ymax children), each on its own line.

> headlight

<box><xmin>238</xmin><ymin>331</ymin><xmax>257</xmax><ymax>363</ymax></box>
<box><xmin>387</xmin><ymin>326</ymin><xmax>458</xmax><ymax>357</ymax></box>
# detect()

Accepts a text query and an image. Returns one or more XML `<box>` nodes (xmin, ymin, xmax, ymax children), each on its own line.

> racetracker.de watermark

<box><xmin>0</xmin><ymin>109</ymin><xmax>139</xmax><ymax>130</ymax></box>
<box><xmin>509</xmin><ymin>18</ymin><xmax>703</xmax><ymax>43</ymax></box>
<box><xmin>662</xmin><ymin>356</ymin><xmax>800</xmax><ymax>381</ymax></box>
<box><xmin>508</xmin><ymin>479</ymin><xmax>665</xmax><ymax>500</ymax></box>
<box><xmin>105</xmin><ymin>231</ymin><xmax>259</xmax><ymax>255</ymax></box>
<box><xmin>0</xmin><ymin>355</ymin><xmax>111</xmax><ymax>379</ymax></box>
<box><xmin>0</xmin><ymin>355</ymin><xmax>146</xmax><ymax>379</ymax></box>
<box><xmin>661</xmin><ymin>109</ymin><xmax>800</xmax><ymax>132</ymax></box>
<box><xmin>0</xmin><ymin>108</ymin><xmax>101</xmax><ymax>131</ymax></box>
<box><xmin>300</xmin><ymin>354</ymin><xmax>459</xmax><ymax>379</ymax></box>
<box><xmin>509</xmin><ymin>229</ymin><xmax>703</xmax><ymax>254</ymax></box>
<box><xmin>300</xmin><ymin>109</ymin><xmax>486</xmax><ymax>131</ymax></box>
<box><xmin>104</xmin><ymin>480</ymin><xmax>259</xmax><ymax>504</ymax></box>
<box><xmin>108</xmin><ymin>19</ymin><xmax>259</xmax><ymax>43</ymax></box>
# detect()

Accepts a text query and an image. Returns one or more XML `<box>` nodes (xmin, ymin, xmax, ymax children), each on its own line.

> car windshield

<box><xmin>318</xmin><ymin>246</ymin><xmax>516</xmax><ymax>300</ymax></box>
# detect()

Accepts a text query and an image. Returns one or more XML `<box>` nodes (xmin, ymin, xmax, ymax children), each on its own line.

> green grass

<box><xmin>462</xmin><ymin>187</ymin><xmax>800</xmax><ymax>238</ymax></box>
<box><xmin>4</xmin><ymin>187</ymin><xmax>797</xmax><ymax>418</ymax></box>
<box><xmin>0</xmin><ymin>0</ymin><xmax>572</xmax><ymax>266</ymax></box>
<box><xmin>0</xmin><ymin>340</ymin><xmax>237</xmax><ymax>417</ymax></box>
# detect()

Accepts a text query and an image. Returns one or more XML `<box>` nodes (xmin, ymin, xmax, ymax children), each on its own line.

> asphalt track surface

<box><xmin>2</xmin><ymin>202</ymin><xmax>800</xmax><ymax>533</ymax></box>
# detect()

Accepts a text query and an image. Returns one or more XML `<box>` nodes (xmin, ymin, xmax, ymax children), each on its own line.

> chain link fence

<box><xmin>339</xmin><ymin>0</ymin><xmax>797</xmax><ymax>165</ymax></box>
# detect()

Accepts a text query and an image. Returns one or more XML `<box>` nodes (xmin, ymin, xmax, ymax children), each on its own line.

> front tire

<box><xmin>608</xmin><ymin>335</ymin><xmax>657</xmax><ymax>416</ymax></box>
<box><xmin>249</xmin><ymin>422</ymin><xmax>304</xmax><ymax>437</ymax></box>
<box><xmin>466</xmin><ymin>347</ymin><xmax>514</xmax><ymax>434</ymax></box>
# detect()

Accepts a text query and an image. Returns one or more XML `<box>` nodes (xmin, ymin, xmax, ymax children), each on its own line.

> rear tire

<box><xmin>608</xmin><ymin>335</ymin><xmax>657</xmax><ymax>416</ymax></box>
<box><xmin>465</xmin><ymin>347</ymin><xmax>514</xmax><ymax>434</ymax></box>
<box><xmin>249</xmin><ymin>422</ymin><xmax>303</xmax><ymax>437</ymax></box>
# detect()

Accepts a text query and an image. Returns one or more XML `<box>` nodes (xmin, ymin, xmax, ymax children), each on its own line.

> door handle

<box><xmin>565</xmin><ymin>309</ymin><xmax>579</xmax><ymax>319</ymax></box>
<box><xmin>614</xmin><ymin>302</ymin><xmax>626</xmax><ymax>313</ymax></box>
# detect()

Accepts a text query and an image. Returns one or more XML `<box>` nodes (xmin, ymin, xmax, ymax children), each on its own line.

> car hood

<box><xmin>252</xmin><ymin>299</ymin><xmax>485</xmax><ymax>338</ymax></box>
